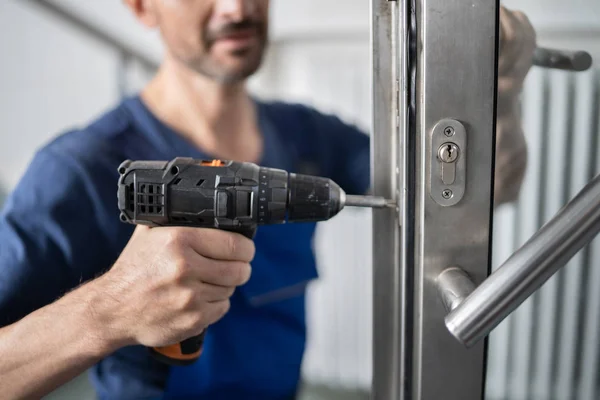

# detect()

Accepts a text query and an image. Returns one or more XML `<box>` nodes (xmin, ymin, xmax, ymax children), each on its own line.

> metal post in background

<box><xmin>370</xmin><ymin>0</ymin><xmax>406</xmax><ymax>399</ymax></box>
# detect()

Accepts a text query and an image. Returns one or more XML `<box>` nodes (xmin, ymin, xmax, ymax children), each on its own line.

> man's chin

<box><xmin>183</xmin><ymin>53</ymin><xmax>265</xmax><ymax>84</ymax></box>
<box><xmin>214</xmin><ymin>59</ymin><xmax>264</xmax><ymax>83</ymax></box>
<box><xmin>217</xmin><ymin>69</ymin><xmax>259</xmax><ymax>84</ymax></box>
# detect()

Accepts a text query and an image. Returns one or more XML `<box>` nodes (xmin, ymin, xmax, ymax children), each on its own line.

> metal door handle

<box><xmin>533</xmin><ymin>47</ymin><xmax>593</xmax><ymax>71</ymax></box>
<box><xmin>437</xmin><ymin>173</ymin><xmax>600</xmax><ymax>348</ymax></box>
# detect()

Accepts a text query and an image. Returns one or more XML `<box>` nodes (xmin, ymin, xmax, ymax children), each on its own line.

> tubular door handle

<box><xmin>437</xmin><ymin>173</ymin><xmax>600</xmax><ymax>347</ymax></box>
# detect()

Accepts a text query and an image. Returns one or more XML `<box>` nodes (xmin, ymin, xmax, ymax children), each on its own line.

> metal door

<box><xmin>370</xmin><ymin>1</ymin><xmax>596</xmax><ymax>399</ymax></box>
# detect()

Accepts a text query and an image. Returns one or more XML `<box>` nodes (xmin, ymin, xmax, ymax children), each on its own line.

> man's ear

<box><xmin>123</xmin><ymin>0</ymin><xmax>159</xmax><ymax>28</ymax></box>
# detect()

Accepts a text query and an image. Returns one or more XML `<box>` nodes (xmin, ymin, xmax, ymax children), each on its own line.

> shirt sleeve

<box><xmin>0</xmin><ymin>147</ymin><xmax>114</xmax><ymax>325</ymax></box>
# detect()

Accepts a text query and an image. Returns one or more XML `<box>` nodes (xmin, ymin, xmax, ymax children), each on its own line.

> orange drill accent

<box><xmin>153</xmin><ymin>344</ymin><xmax>202</xmax><ymax>361</ymax></box>
<box><xmin>200</xmin><ymin>159</ymin><xmax>225</xmax><ymax>167</ymax></box>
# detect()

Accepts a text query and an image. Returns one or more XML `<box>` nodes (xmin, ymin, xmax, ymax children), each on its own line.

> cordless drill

<box><xmin>117</xmin><ymin>157</ymin><xmax>392</xmax><ymax>365</ymax></box>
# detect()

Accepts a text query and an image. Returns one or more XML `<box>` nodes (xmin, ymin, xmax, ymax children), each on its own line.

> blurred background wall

<box><xmin>0</xmin><ymin>1</ymin><xmax>599</xmax><ymax>399</ymax></box>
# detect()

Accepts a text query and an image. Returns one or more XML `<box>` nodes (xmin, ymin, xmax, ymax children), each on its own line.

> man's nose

<box><xmin>214</xmin><ymin>0</ymin><xmax>257</xmax><ymax>21</ymax></box>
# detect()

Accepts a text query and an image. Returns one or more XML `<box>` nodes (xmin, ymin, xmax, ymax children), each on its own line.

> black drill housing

<box><xmin>117</xmin><ymin>157</ymin><xmax>344</xmax><ymax>237</ymax></box>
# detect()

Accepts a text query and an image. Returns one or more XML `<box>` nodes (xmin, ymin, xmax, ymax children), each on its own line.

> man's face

<box><xmin>149</xmin><ymin>0</ymin><xmax>269</xmax><ymax>83</ymax></box>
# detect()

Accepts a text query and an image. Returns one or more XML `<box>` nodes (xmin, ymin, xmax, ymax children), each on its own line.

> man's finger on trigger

<box><xmin>193</xmin><ymin>258</ymin><xmax>252</xmax><ymax>287</ymax></box>
<box><xmin>188</xmin><ymin>229</ymin><xmax>256</xmax><ymax>262</ymax></box>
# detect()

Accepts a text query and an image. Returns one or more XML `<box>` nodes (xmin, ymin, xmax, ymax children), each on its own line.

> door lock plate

<box><xmin>430</xmin><ymin>119</ymin><xmax>467</xmax><ymax>206</ymax></box>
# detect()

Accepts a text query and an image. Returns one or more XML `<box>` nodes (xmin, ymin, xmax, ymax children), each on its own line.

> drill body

<box><xmin>118</xmin><ymin>157</ymin><xmax>344</xmax><ymax>237</ymax></box>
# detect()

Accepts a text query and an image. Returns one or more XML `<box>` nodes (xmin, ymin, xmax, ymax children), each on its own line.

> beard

<box><xmin>186</xmin><ymin>47</ymin><xmax>266</xmax><ymax>84</ymax></box>
<box><xmin>186</xmin><ymin>19</ymin><xmax>268</xmax><ymax>84</ymax></box>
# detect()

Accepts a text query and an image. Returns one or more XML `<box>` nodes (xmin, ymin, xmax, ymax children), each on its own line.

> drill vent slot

<box><xmin>173</xmin><ymin>178</ymin><xmax>182</xmax><ymax>185</ymax></box>
<box><xmin>196</xmin><ymin>179</ymin><xmax>205</xmax><ymax>187</ymax></box>
<box><xmin>137</xmin><ymin>183</ymin><xmax>164</xmax><ymax>215</ymax></box>
<box><xmin>128</xmin><ymin>183</ymin><xmax>134</xmax><ymax>212</ymax></box>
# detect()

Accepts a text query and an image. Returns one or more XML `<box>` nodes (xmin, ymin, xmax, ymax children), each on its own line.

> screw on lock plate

<box><xmin>444</xmin><ymin>126</ymin><xmax>455</xmax><ymax>137</ymax></box>
<box><xmin>442</xmin><ymin>189</ymin><xmax>453</xmax><ymax>199</ymax></box>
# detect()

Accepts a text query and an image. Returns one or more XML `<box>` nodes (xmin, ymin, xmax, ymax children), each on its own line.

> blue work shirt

<box><xmin>0</xmin><ymin>95</ymin><xmax>370</xmax><ymax>399</ymax></box>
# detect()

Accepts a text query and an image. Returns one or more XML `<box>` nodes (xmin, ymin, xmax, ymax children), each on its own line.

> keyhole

<box><xmin>438</xmin><ymin>142</ymin><xmax>459</xmax><ymax>186</ymax></box>
<box><xmin>439</xmin><ymin>142</ymin><xmax>459</xmax><ymax>163</ymax></box>
<box><xmin>445</xmin><ymin>144</ymin><xmax>453</xmax><ymax>158</ymax></box>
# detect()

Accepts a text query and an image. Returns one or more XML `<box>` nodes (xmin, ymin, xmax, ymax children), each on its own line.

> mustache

<box><xmin>205</xmin><ymin>19</ymin><xmax>264</xmax><ymax>44</ymax></box>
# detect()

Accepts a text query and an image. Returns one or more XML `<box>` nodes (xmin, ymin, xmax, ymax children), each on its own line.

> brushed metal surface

<box><xmin>410</xmin><ymin>0</ymin><xmax>498</xmax><ymax>398</ymax></box>
<box><xmin>370</xmin><ymin>0</ymin><xmax>406</xmax><ymax>399</ymax></box>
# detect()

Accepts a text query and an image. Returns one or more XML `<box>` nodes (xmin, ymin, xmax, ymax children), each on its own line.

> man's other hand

<box><xmin>494</xmin><ymin>6</ymin><xmax>537</xmax><ymax>205</ymax></box>
<box><xmin>499</xmin><ymin>6</ymin><xmax>537</xmax><ymax>98</ymax></box>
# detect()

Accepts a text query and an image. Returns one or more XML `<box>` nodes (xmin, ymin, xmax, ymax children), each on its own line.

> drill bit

<box><xmin>344</xmin><ymin>195</ymin><xmax>396</xmax><ymax>209</ymax></box>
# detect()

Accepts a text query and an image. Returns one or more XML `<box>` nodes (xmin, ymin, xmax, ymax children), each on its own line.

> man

<box><xmin>0</xmin><ymin>1</ymin><xmax>536</xmax><ymax>399</ymax></box>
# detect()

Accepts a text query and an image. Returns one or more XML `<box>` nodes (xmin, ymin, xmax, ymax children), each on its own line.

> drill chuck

<box><xmin>287</xmin><ymin>173</ymin><xmax>344</xmax><ymax>222</ymax></box>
